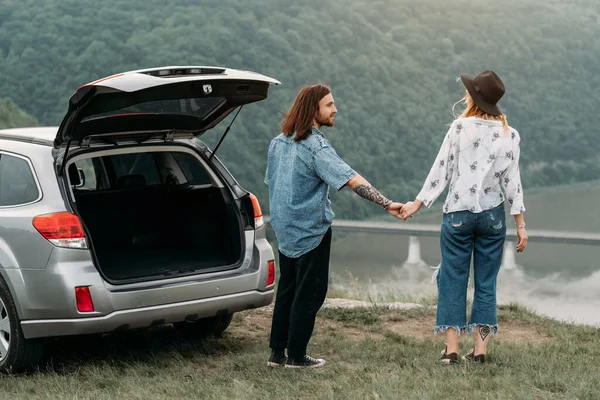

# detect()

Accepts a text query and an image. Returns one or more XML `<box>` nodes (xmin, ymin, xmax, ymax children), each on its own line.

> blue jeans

<box><xmin>435</xmin><ymin>204</ymin><xmax>506</xmax><ymax>336</ymax></box>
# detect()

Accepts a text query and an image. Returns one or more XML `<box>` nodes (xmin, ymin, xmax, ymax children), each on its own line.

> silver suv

<box><xmin>0</xmin><ymin>66</ymin><xmax>279</xmax><ymax>372</ymax></box>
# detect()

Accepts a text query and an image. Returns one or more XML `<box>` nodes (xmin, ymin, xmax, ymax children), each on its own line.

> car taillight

<box><xmin>75</xmin><ymin>287</ymin><xmax>95</xmax><ymax>312</ymax></box>
<box><xmin>32</xmin><ymin>212</ymin><xmax>87</xmax><ymax>249</ymax></box>
<box><xmin>267</xmin><ymin>260</ymin><xmax>275</xmax><ymax>286</ymax></box>
<box><xmin>249</xmin><ymin>193</ymin><xmax>264</xmax><ymax>229</ymax></box>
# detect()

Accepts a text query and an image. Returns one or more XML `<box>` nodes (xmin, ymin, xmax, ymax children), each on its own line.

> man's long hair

<box><xmin>281</xmin><ymin>84</ymin><xmax>331</xmax><ymax>141</ymax></box>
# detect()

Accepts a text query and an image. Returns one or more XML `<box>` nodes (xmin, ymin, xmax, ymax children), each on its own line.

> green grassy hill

<box><xmin>0</xmin><ymin>98</ymin><xmax>38</xmax><ymax>129</ymax></box>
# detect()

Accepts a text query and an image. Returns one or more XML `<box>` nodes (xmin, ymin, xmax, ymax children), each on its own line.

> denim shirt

<box><xmin>265</xmin><ymin>127</ymin><xmax>356</xmax><ymax>258</ymax></box>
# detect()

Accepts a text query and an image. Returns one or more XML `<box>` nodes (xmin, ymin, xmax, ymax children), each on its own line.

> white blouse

<box><xmin>416</xmin><ymin>117</ymin><xmax>526</xmax><ymax>215</ymax></box>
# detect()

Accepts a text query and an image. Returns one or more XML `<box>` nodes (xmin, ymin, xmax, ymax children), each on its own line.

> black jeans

<box><xmin>269</xmin><ymin>228</ymin><xmax>332</xmax><ymax>359</ymax></box>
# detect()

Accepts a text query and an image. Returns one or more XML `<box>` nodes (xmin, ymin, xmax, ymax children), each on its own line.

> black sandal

<box><xmin>440</xmin><ymin>347</ymin><xmax>459</xmax><ymax>365</ymax></box>
<box><xmin>462</xmin><ymin>348</ymin><xmax>486</xmax><ymax>363</ymax></box>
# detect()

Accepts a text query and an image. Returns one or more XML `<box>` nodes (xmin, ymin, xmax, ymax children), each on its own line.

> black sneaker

<box><xmin>440</xmin><ymin>347</ymin><xmax>459</xmax><ymax>365</ymax></box>
<box><xmin>285</xmin><ymin>355</ymin><xmax>326</xmax><ymax>369</ymax></box>
<box><xmin>462</xmin><ymin>348</ymin><xmax>486</xmax><ymax>363</ymax></box>
<box><xmin>267</xmin><ymin>350</ymin><xmax>287</xmax><ymax>367</ymax></box>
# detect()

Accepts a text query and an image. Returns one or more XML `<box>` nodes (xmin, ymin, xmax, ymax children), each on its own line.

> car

<box><xmin>0</xmin><ymin>66</ymin><xmax>279</xmax><ymax>372</ymax></box>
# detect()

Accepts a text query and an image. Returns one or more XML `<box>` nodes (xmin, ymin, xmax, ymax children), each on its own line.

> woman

<box><xmin>400</xmin><ymin>70</ymin><xmax>528</xmax><ymax>364</ymax></box>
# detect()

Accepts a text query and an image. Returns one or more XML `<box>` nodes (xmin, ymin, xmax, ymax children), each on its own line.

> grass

<box><xmin>0</xmin><ymin>299</ymin><xmax>599</xmax><ymax>399</ymax></box>
<box><xmin>327</xmin><ymin>271</ymin><xmax>440</xmax><ymax>307</ymax></box>
<box><xmin>318</xmin><ymin>307</ymin><xmax>381</xmax><ymax>326</ymax></box>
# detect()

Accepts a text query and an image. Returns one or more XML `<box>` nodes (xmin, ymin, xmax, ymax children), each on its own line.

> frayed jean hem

<box><xmin>434</xmin><ymin>325</ymin><xmax>466</xmax><ymax>336</ymax></box>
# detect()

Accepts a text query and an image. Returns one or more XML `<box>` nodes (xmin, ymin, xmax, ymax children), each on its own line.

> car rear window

<box><xmin>70</xmin><ymin>151</ymin><xmax>213</xmax><ymax>191</ymax></box>
<box><xmin>172</xmin><ymin>152</ymin><xmax>212</xmax><ymax>185</ymax></box>
<box><xmin>80</xmin><ymin>97</ymin><xmax>226</xmax><ymax>122</ymax></box>
<box><xmin>110</xmin><ymin>153</ymin><xmax>162</xmax><ymax>187</ymax></box>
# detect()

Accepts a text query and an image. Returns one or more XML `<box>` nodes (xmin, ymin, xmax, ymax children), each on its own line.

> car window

<box><xmin>172</xmin><ymin>152</ymin><xmax>212</xmax><ymax>185</ymax></box>
<box><xmin>69</xmin><ymin>151</ymin><xmax>212</xmax><ymax>190</ymax></box>
<box><xmin>0</xmin><ymin>153</ymin><xmax>40</xmax><ymax>206</ymax></box>
<box><xmin>80</xmin><ymin>97</ymin><xmax>226</xmax><ymax>122</ymax></box>
<box><xmin>108</xmin><ymin>153</ymin><xmax>161</xmax><ymax>187</ymax></box>
<box><xmin>72</xmin><ymin>158</ymin><xmax>98</xmax><ymax>190</ymax></box>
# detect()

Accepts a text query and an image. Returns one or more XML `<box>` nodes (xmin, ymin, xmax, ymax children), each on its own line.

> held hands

<box><xmin>399</xmin><ymin>200</ymin><xmax>422</xmax><ymax>221</ymax></box>
<box><xmin>385</xmin><ymin>202</ymin><xmax>404</xmax><ymax>218</ymax></box>
<box><xmin>384</xmin><ymin>200</ymin><xmax>422</xmax><ymax>220</ymax></box>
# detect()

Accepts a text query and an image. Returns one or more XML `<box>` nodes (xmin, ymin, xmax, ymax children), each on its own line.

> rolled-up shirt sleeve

<box><xmin>502</xmin><ymin>135</ymin><xmax>526</xmax><ymax>215</ymax></box>
<box><xmin>416</xmin><ymin>125</ymin><xmax>455</xmax><ymax>207</ymax></box>
<box><xmin>313</xmin><ymin>145</ymin><xmax>356</xmax><ymax>191</ymax></box>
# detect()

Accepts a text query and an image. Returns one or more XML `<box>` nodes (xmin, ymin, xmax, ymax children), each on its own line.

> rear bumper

<box><xmin>20</xmin><ymin>289</ymin><xmax>273</xmax><ymax>339</ymax></box>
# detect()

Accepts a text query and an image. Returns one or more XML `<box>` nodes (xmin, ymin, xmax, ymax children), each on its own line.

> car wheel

<box><xmin>174</xmin><ymin>313</ymin><xmax>234</xmax><ymax>338</ymax></box>
<box><xmin>0</xmin><ymin>278</ymin><xmax>44</xmax><ymax>373</ymax></box>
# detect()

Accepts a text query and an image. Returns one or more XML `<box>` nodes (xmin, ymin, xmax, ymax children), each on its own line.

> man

<box><xmin>265</xmin><ymin>84</ymin><xmax>403</xmax><ymax>368</ymax></box>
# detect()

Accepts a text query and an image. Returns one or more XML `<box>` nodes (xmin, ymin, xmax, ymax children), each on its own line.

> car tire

<box><xmin>0</xmin><ymin>277</ymin><xmax>44</xmax><ymax>373</ymax></box>
<box><xmin>174</xmin><ymin>313</ymin><xmax>234</xmax><ymax>338</ymax></box>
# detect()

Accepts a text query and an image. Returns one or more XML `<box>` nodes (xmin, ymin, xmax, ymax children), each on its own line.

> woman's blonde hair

<box><xmin>452</xmin><ymin>89</ymin><xmax>509</xmax><ymax>133</ymax></box>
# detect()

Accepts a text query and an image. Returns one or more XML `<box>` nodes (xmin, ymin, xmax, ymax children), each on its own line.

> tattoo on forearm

<box><xmin>479</xmin><ymin>325</ymin><xmax>491</xmax><ymax>341</ymax></box>
<box><xmin>353</xmin><ymin>184</ymin><xmax>392</xmax><ymax>208</ymax></box>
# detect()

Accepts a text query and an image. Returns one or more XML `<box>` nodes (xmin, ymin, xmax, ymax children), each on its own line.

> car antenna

<box><xmin>208</xmin><ymin>105</ymin><xmax>243</xmax><ymax>162</ymax></box>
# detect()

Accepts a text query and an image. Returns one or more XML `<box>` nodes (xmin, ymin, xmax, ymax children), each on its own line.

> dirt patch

<box><xmin>382</xmin><ymin>314</ymin><xmax>435</xmax><ymax>338</ymax></box>
<box><xmin>233</xmin><ymin>300</ymin><xmax>553</xmax><ymax>344</ymax></box>
<box><xmin>318</xmin><ymin>319</ymin><xmax>385</xmax><ymax>340</ymax></box>
<box><xmin>229</xmin><ymin>307</ymin><xmax>384</xmax><ymax>342</ymax></box>
<box><xmin>492</xmin><ymin>320</ymin><xmax>552</xmax><ymax>343</ymax></box>
<box><xmin>381</xmin><ymin>314</ymin><xmax>553</xmax><ymax>343</ymax></box>
<box><xmin>229</xmin><ymin>309</ymin><xmax>272</xmax><ymax>341</ymax></box>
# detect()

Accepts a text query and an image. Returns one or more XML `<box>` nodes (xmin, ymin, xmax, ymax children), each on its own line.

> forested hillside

<box><xmin>0</xmin><ymin>98</ymin><xmax>37</xmax><ymax>129</ymax></box>
<box><xmin>1</xmin><ymin>0</ymin><xmax>599</xmax><ymax>217</ymax></box>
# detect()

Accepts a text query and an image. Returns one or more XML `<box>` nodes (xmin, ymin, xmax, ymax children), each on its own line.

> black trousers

<box><xmin>269</xmin><ymin>228</ymin><xmax>332</xmax><ymax>359</ymax></box>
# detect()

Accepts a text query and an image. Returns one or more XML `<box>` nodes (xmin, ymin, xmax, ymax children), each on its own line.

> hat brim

<box><xmin>460</xmin><ymin>75</ymin><xmax>503</xmax><ymax>116</ymax></box>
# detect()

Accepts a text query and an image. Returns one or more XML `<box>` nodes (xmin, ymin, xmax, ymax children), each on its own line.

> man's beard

<box><xmin>317</xmin><ymin>113</ymin><xmax>335</xmax><ymax>127</ymax></box>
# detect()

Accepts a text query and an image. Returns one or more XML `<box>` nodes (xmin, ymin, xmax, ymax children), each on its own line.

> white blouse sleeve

<box><xmin>416</xmin><ymin>124</ymin><xmax>456</xmax><ymax>207</ymax></box>
<box><xmin>502</xmin><ymin>131</ymin><xmax>526</xmax><ymax>215</ymax></box>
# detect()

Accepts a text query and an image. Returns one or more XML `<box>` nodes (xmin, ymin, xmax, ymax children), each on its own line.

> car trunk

<box><xmin>70</xmin><ymin>150</ymin><xmax>244</xmax><ymax>282</ymax></box>
<box><xmin>54</xmin><ymin>66</ymin><xmax>278</xmax><ymax>282</ymax></box>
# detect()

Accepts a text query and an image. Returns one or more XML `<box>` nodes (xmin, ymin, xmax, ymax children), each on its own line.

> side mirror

<box><xmin>69</xmin><ymin>166</ymin><xmax>85</xmax><ymax>188</ymax></box>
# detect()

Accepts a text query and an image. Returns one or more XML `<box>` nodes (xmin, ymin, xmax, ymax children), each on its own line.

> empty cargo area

<box><xmin>68</xmin><ymin>148</ymin><xmax>243</xmax><ymax>282</ymax></box>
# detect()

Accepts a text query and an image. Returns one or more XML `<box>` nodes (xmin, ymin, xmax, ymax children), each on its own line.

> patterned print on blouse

<box><xmin>416</xmin><ymin>117</ymin><xmax>526</xmax><ymax>215</ymax></box>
